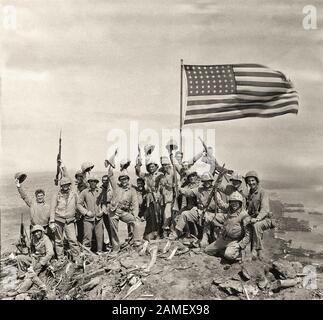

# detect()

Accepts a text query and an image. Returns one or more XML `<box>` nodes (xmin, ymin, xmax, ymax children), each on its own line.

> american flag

<box><xmin>183</xmin><ymin>64</ymin><xmax>299</xmax><ymax>124</ymax></box>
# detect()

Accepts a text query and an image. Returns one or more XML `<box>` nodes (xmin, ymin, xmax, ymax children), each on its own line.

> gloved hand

<box><xmin>49</xmin><ymin>222</ymin><xmax>56</xmax><ymax>232</ymax></box>
<box><xmin>15</xmin><ymin>178</ymin><xmax>21</xmax><ymax>188</ymax></box>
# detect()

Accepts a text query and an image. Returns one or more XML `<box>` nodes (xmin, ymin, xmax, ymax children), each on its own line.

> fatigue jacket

<box><xmin>221</xmin><ymin>208</ymin><xmax>251</xmax><ymax>249</ymax></box>
<box><xmin>179</xmin><ymin>181</ymin><xmax>200</xmax><ymax>210</ymax></box>
<box><xmin>246</xmin><ymin>186</ymin><xmax>270</xmax><ymax>220</ymax></box>
<box><xmin>77</xmin><ymin>187</ymin><xmax>104</xmax><ymax>221</ymax></box>
<box><xmin>50</xmin><ymin>191</ymin><xmax>78</xmax><ymax>224</ymax></box>
<box><xmin>108</xmin><ymin>185</ymin><xmax>139</xmax><ymax>216</ymax></box>
<box><xmin>159</xmin><ymin>172</ymin><xmax>174</xmax><ymax>204</ymax></box>
<box><xmin>218</xmin><ymin>183</ymin><xmax>248</xmax><ymax>208</ymax></box>
<box><xmin>17</xmin><ymin>187</ymin><xmax>50</xmax><ymax>227</ymax></box>
<box><xmin>31</xmin><ymin>234</ymin><xmax>54</xmax><ymax>266</ymax></box>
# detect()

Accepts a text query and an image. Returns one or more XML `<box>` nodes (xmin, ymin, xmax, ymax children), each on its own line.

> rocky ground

<box><xmin>1</xmin><ymin>200</ymin><xmax>323</xmax><ymax>300</ymax></box>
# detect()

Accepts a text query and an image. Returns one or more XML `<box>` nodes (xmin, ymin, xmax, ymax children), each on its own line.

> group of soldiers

<box><xmin>12</xmin><ymin>140</ymin><xmax>275</xmax><ymax>294</ymax></box>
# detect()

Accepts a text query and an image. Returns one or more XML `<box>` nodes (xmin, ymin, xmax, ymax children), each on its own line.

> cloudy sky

<box><xmin>1</xmin><ymin>0</ymin><xmax>323</xmax><ymax>203</ymax></box>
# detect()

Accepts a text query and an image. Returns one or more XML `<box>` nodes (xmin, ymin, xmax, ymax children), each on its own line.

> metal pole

<box><xmin>180</xmin><ymin>59</ymin><xmax>183</xmax><ymax>152</ymax></box>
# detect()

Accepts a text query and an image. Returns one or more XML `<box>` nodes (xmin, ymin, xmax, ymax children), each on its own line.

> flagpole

<box><xmin>180</xmin><ymin>59</ymin><xmax>183</xmax><ymax>152</ymax></box>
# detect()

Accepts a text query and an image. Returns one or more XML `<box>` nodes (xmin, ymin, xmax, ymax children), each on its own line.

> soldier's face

<box><xmin>148</xmin><ymin>164</ymin><xmax>157</xmax><ymax>173</ymax></box>
<box><xmin>246</xmin><ymin>177</ymin><xmax>258</xmax><ymax>190</ymax></box>
<box><xmin>61</xmin><ymin>184</ymin><xmax>71</xmax><ymax>193</ymax></box>
<box><xmin>164</xmin><ymin>164</ymin><xmax>172</xmax><ymax>174</ymax></box>
<box><xmin>102</xmin><ymin>179</ymin><xmax>109</xmax><ymax>188</ymax></box>
<box><xmin>203</xmin><ymin>181</ymin><xmax>212</xmax><ymax>188</ymax></box>
<box><xmin>36</xmin><ymin>193</ymin><xmax>45</xmax><ymax>203</ymax></box>
<box><xmin>182</xmin><ymin>162</ymin><xmax>189</xmax><ymax>170</ymax></box>
<box><xmin>231</xmin><ymin>180</ymin><xmax>242</xmax><ymax>189</ymax></box>
<box><xmin>175</xmin><ymin>153</ymin><xmax>183</xmax><ymax>162</ymax></box>
<box><xmin>230</xmin><ymin>200</ymin><xmax>241</xmax><ymax>211</ymax></box>
<box><xmin>76</xmin><ymin>175</ymin><xmax>83</xmax><ymax>184</ymax></box>
<box><xmin>89</xmin><ymin>180</ymin><xmax>98</xmax><ymax>189</ymax></box>
<box><xmin>137</xmin><ymin>181</ymin><xmax>144</xmax><ymax>190</ymax></box>
<box><xmin>34</xmin><ymin>231</ymin><xmax>42</xmax><ymax>240</ymax></box>
<box><xmin>120</xmin><ymin>178</ymin><xmax>129</xmax><ymax>187</ymax></box>
<box><xmin>188</xmin><ymin>175</ymin><xmax>196</xmax><ymax>183</ymax></box>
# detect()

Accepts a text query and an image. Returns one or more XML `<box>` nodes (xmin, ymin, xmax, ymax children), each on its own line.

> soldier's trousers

<box><xmin>163</xmin><ymin>202</ymin><xmax>173</xmax><ymax>230</ymax></box>
<box><xmin>83</xmin><ymin>219</ymin><xmax>104</xmax><ymax>252</ymax></box>
<box><xmin>205</xmin><ymin>237</ymin><xmax>241</xmax><ymax>261</ymax></box>
<box><xmin>252</xmin><ymin>218</ymin><xmax>272</xmax><ymax>250</ymax></box>
<box><xmin>201</xmin><ymin>212</ymin><xmax>225</xmax><ymax>245</ymax></box>
<box><xmin>53</xmin><ymin>220</ymin><xmax>79</xmax><ymax>259</ymax></box>
<box><xmin>109</xmin><ymin>211</ymin><xmax>140</xmax><ymax>251</ymax></box>
<box><xmin>175</xmin><ymin>208</ymin><xmax>200</xmax><ymax>235</ymax></box>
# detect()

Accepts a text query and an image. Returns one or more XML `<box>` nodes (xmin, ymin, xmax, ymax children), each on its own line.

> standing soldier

<box><xmin>159</xmin><ymin>157</ymin><xmax>175</xmax><ymax>238</ymax></box>
<box><xmin>132</xmin><ymin>178</ymin><xmax>147</xmax><ymax>220</ymax></box>
<box><xmin>49</xmin><ymin>177</ymin><xmax>80</xmax><ymax>262</ymax></box>
<box><xmin>77</xmin><ymin>175</ymin><xmax>104</xmax><ymax>253</ymax></box>
<box><xmin>74</xmin><ymin>170</ymin><xmax>88</xmax><ymax>243</ymax></box>
<box><xmin>135</xmin><ymin>152</ymin><xmax>164</xmax><ymax>240</ymax></box>
<box><xmin>174</xmin><ymin>172</ymin><xmax>228</xmax><ymax>242</ymax></box>
<box><xmin>245</xmin><ymin>171</ymin><xmax>274</xmax><ymax>260</ymax></box>
<box><xmin>108</xmin><ymin>168</ymin><xmax>141</xmax><ymax>251</ymax></box>
<box><xmin>15</xmin><ymin>173</ymin><xmax>50</xmax><ymax>232</ymax></box>
<box><xmin>205</xmin><ymin>192</ymin><xmax>251</xmax><ymax>262</ymax></box>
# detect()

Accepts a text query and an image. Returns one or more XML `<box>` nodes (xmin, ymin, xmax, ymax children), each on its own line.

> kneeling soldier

<box><xmin>205</xmin><ymin>192</ymin><xmax>251</xmax><ymax>262</ymax></box>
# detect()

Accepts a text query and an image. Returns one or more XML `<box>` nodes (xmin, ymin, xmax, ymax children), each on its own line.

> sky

<box><xmin>1</xmin><ymin>0</ymin><xmax>323</xmax><ymax>203</ymax></box>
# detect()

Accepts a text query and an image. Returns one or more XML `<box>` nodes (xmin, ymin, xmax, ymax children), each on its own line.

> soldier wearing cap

<box><xmin>16</xmin><ymin>225</ymin><xmax>54</xmax><ymax>279</ymax></box>
<box><xmin>173</xmin><ymin>172</ymin><xmax>228</xmax><ymax>240</ymax></box>
<box><xmin>132</xmin><ymin>177</ymin><xmax>147</xmax><ymax>220</ymax></box>
<box><xmin>135</xmin><ymin>153</ymin><xmax>164</xmax><ymax>240</ymax></box>
<box><xmin>245</xmin><ymin>170</ymin><xmax>273</xmax><ymax>260</ymax></box>
<box><xmin>77</xmin><ymin>174</ymin><xmax>105</xmax><ymax>253</ymax></box>
<box><xmin>107</xmin><ymin>168</ymin><xmax>141</xmax><ymax>251</ymax></box>
<box><xmin>205</xmin><ymin>192</ymin><xmax>251</xmax><ymax>262</ymax></box>
<box><xmin>49</xmin><ymin>176</ymin><xmax>80</xmax><ymax>261</ymax></box>
<box><xmin>159</xmin><ymin>157</ymin><xmax>176</xmax><ymax>237</ymax></box>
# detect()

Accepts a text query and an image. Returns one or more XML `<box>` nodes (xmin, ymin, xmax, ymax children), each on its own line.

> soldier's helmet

<box><xmin>60</xmin><ymin>176</ymin><xmax>72</xmax><ymax>186</ymax></box>
<box><xmin>228</xmin><ymin>192</ymin><xmax>243</xmax><ymax>203</ymax></box>
<box><xmin>244</xmin><ymin>170</ymin><xmax>259</xmax><ymax>183</ymax></box>
<box><xmin>31</xmin><ymin>225</ymin><xmax>45</xmax><ymax>233</ymax></box>
<box><xmin>87</xmin><ymin>174</ymin><xmax>99</xmax><ymax>183</ymax></box>
<box><xmin>118</xmin><ymin>170</ymin><xmax>130</xmax><ymax>181</ymax></box>
<box><xmin>146</xmin><ymin>158</ymin><xmax>159</xmax><ymax>167</ymax></box>
<box><xmin>201</xmin><ymin>172</ymin><xmax>214</xmax><ymax>182</ymax></box>
<box><xmin>81</xmin><ymin>161</ymin><xmax>94</xmax><ymax>173</ymax></box>
<box><xmin>230</xmin><ymin>172</ymin><xmax>243</xmax><ymax>183</ymax></box>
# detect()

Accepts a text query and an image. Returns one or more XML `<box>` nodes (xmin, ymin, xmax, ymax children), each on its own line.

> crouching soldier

<box><xmin>108</xmin><ymin>169</ymin><xmax>141</xmax><ymax>252</ymax></box>
<box><xmin>245</xmin><ymin>171</ymin><xmax>274</xmax><ymax>260</ymax></box>
<box><xmin>9</xmin><ymin>225</ymin><xmax>54</xmax><ymax>297</ymax></box>
<box><xmin>16</xmin><ymin>225</ymin><xmax>54</xmax><ymax>278</ymax></box>
<box><xmin>49</xmin><ymin>177</ymin><xmax>80</xmax><ymax>262</ymax></box>
<box><xmin>77</xmin><ymin>175</ymin><xmax>104</xmax><ymax>253</ymax></box>
<box><xmin>205</xmin><ymin>192</ymin><xmax>251</xmax><ymax>262</ymax></box>
<box><xmin>173</xmin><ymin>172</ymin><xmax>228</xmax><ymax>241</ymax></box>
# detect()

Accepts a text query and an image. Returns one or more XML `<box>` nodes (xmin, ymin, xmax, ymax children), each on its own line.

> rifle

<box><xmin>169</xmin><ymin>152</ymin><xmax>180</xmax><ymax>212</ymax></box>
<box><xmin>198</xmin><ymin>137</ymin><xmax>233</xmax><ymax>182</ymax></box>
<box><xmin>16</xmin><ymin>213</ymin><xmax>30</xmax><ymax>255</ymax></box>
<box><xmin>54</xmin><ymin>130</ymin><xmax>62</xmax><ymax>186</ymax></box>
<box><xmin>200</xmin><ymin>164</ymin><xmax>227</xmax><ymax>226</ymax></box>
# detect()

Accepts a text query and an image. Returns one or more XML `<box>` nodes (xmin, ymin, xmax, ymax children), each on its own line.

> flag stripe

<box><xmin>186</xmin><ymin>100</ymin><xmax>298</xmax><ymax>115</ymax></box>
<box><xmin>234</xmin><ymin>71</ymin><xmax>283</xmax><ymax>78</ymax></box>
<box><xmin>236</xmin><ymin>89</ymin><xmax>296</xmax><ymax>96</ymax></box>
<box><xmin>187</xmin><ymin>93</ymin><xmax>298</xmax><ymax>106</ymax></box>
<box><xmin>184</xmin><ymin>109</ymin><xmax>298</xmax><ymax>124</ymax></box>
<box><xmin>235</xmin><ymin>76</ymin><xmax>286</xmax><ymax>83</ymax></box>
<box><xmin>236</xmin><ymin>81</ymin><xmax>292</xmax><ymax>88</ymax></box>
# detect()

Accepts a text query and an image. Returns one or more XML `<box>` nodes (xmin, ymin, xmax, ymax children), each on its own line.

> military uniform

<box><xmin>247</xmin><ymin>186</ymin><xmax>272</xmax><ymax>250</ymax></box>
<box><xmin>205</xmin><ymin>207</ymin><xmax>251</xmax><ymax>261</ymax></box>
<box><xmin>49</xmin><ymin>189</ymin><xmax>80</xmax><ymax>259</ymax></box>
<box><xmin>108</xmin><ymin>179</ymin><xmax>140</xmax><ymax>251</ymax></box>
<box><xmin>77</xmin><ymin>187</ymin><xmax>104</xmax><ymax>252</ymax></box>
